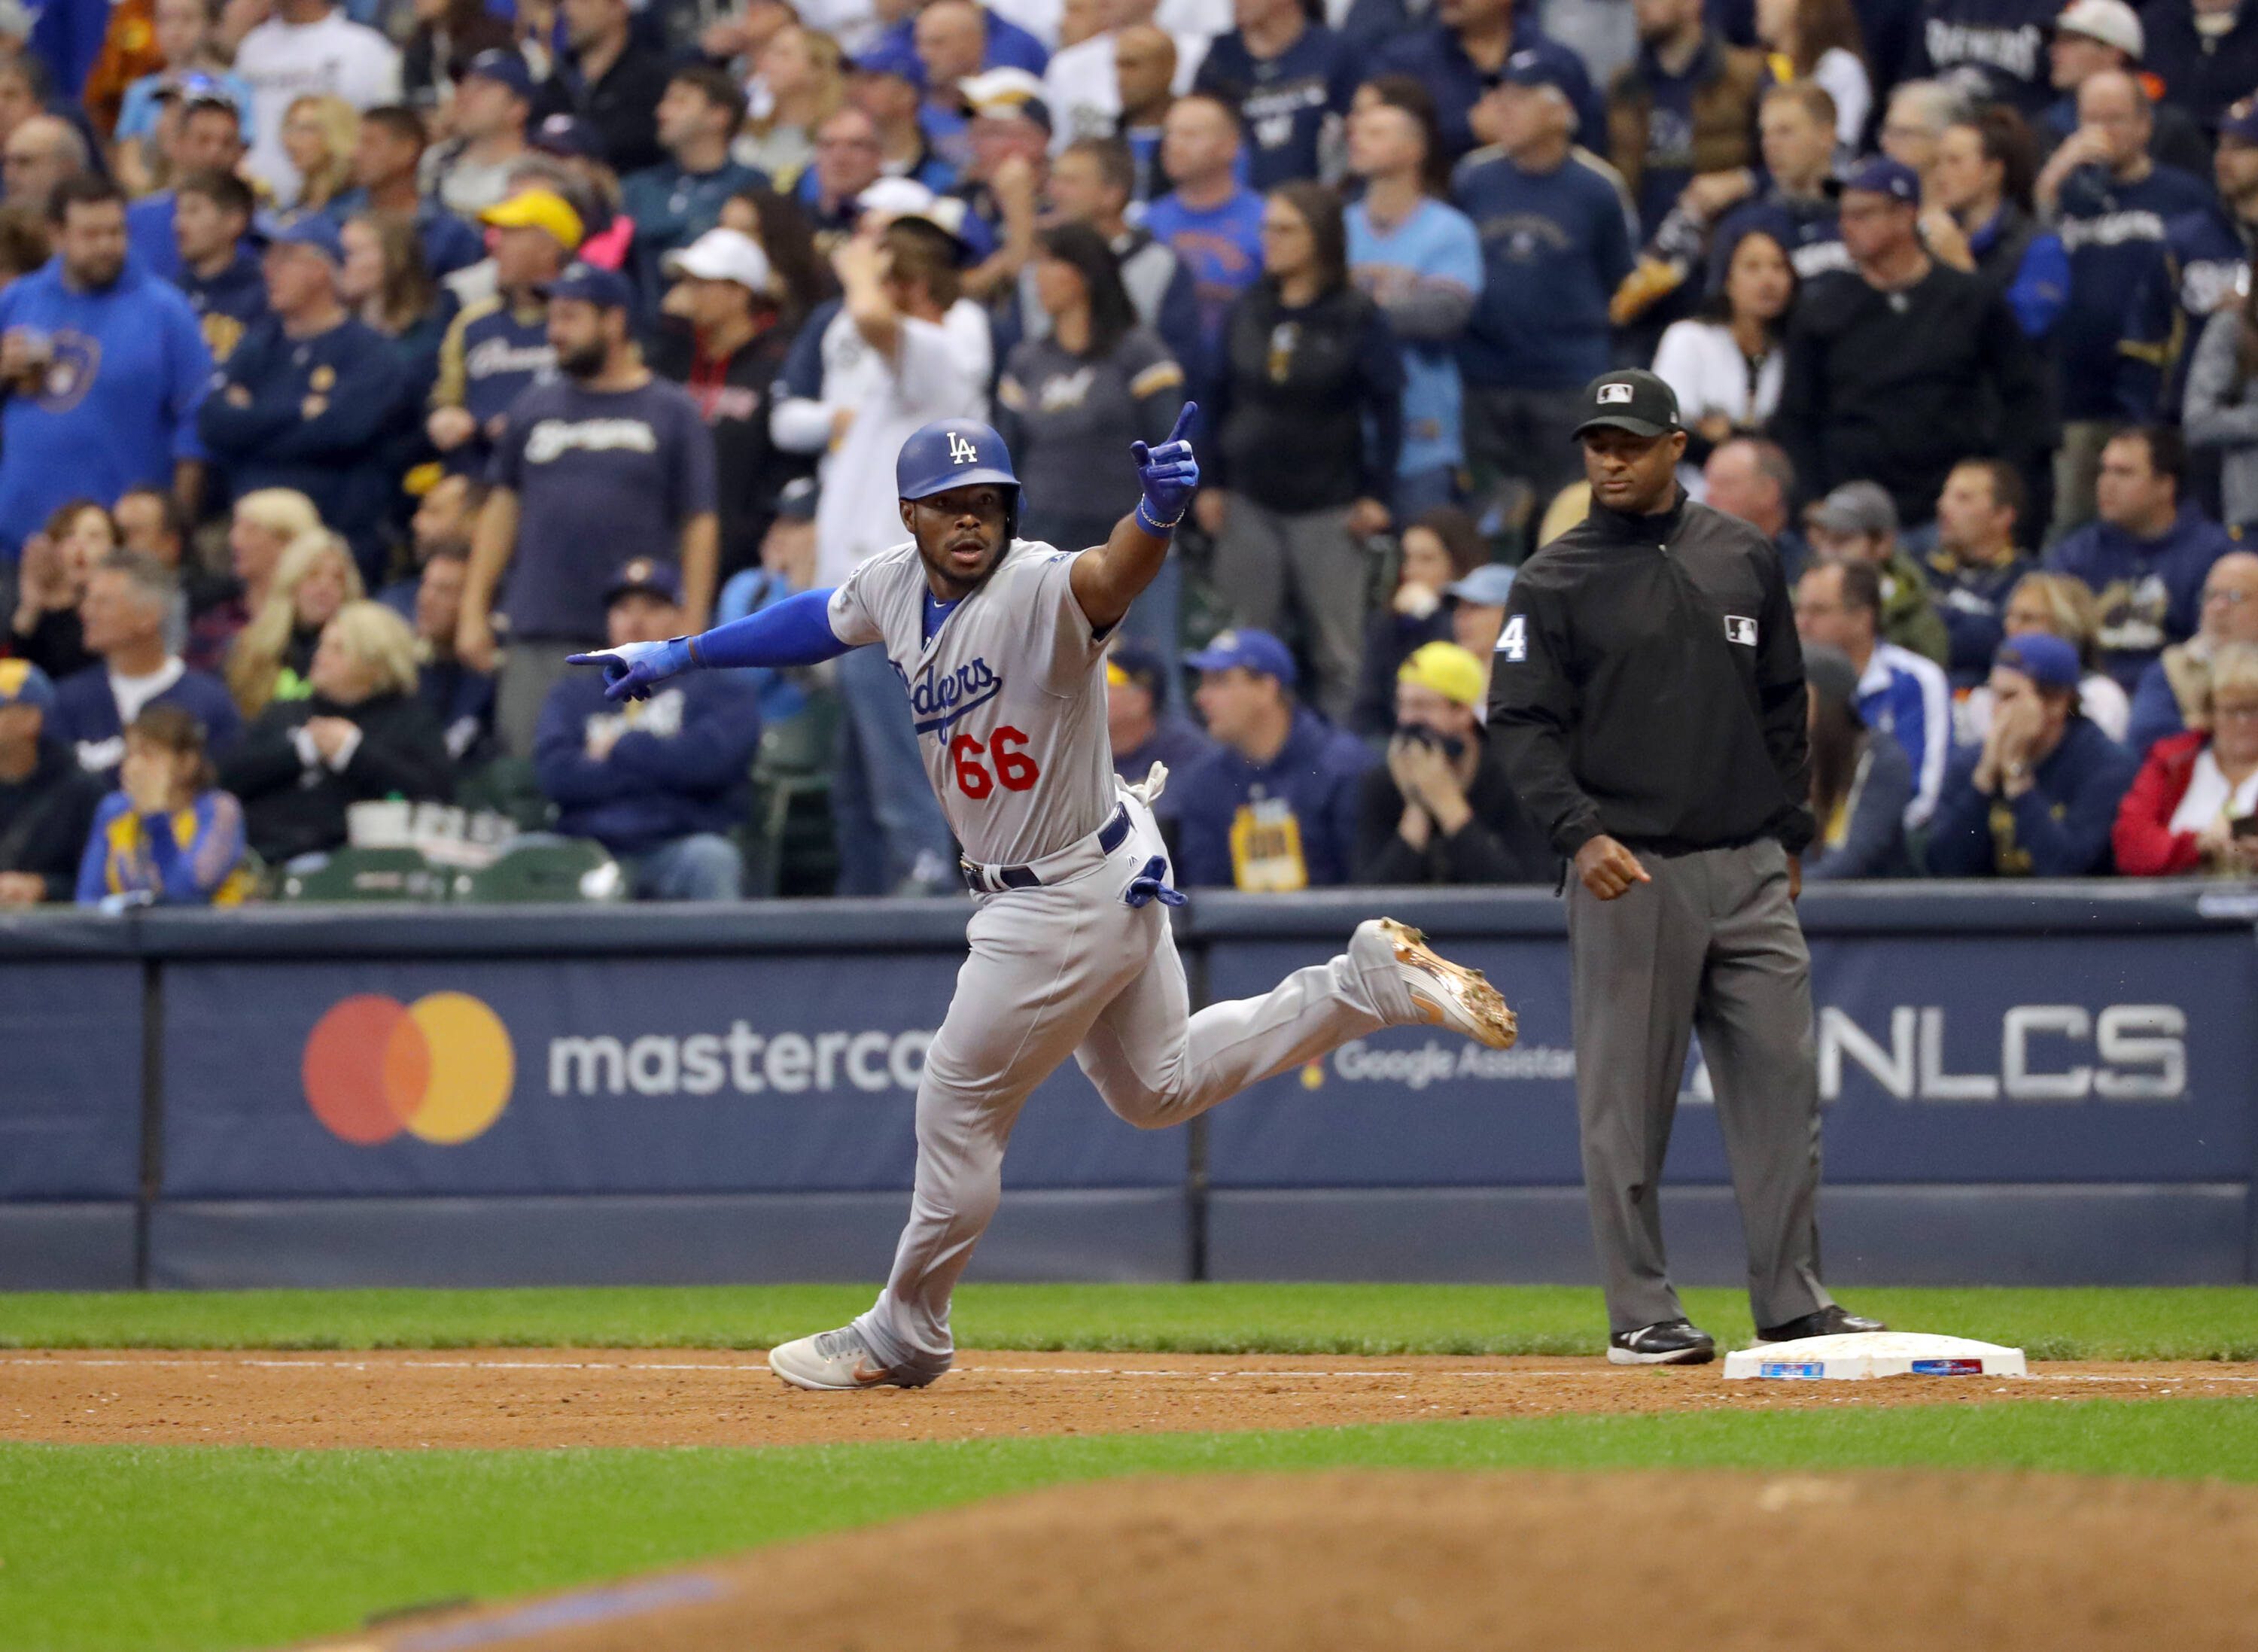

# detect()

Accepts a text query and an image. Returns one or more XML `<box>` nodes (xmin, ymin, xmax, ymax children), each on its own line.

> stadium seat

<box><xmin>449</xmin><ymin>836</ymin><xmax>627</xmax><ymax>903</ymax></box>
<box><xmin>452</xmin><ymin>756</ymin><xmax>556</xmax><ymax>834</ymax></box>
<box><xmin>744</xmin><ymin>690</ymin><xmax>841</xmax><ymax>898</ymax></box>
<box><xmin>272</xmin><ymin>847</ymin><xmax>450</xmax><ymax>903</ymax></box>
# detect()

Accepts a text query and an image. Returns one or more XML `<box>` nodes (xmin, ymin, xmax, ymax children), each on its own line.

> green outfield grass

<box><xmin>5</xmin><ymin>1398</ymin><xmax>2256</xmax><ymax>1652</ymax></box>
<box><xmin>5</xmin><ymin>1282</ymin><xmax>2258</xmax><ymax>1360</ymax></box>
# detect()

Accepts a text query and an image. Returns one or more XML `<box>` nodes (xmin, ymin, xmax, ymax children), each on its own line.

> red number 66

<box><xmin>951</xmin><ymin>725</ymin><xmax>1040</xmax><ymax>799</ymax></box>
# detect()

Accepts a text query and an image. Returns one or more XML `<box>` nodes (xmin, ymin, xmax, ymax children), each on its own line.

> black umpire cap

<box><xmin>1572</xmin><ymin>369</ymin><xmax>1683</xmax><ymax>441</ymax></box>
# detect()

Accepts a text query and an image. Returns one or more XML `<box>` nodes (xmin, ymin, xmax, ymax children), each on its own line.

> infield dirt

<box><xmin>2</xmin><ymin>1347</ymin><xmax>2251</xmax><ymax>1449</ymax></box>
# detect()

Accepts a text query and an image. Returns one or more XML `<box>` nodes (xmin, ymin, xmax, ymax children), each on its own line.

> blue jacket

<box><xmin>1173</xmin><ymin>707</ymin><xmax>1374</xmax><ymax>888</ymax></box>
<box><xmin>1452</xmin><ymin>146</ymin><xmax>1636</xmax><ymax>391</ymax></box>
<box><xmin>50</xmin><ymin>663</ymin><xmax>243</xmax><ymax>779</ymax></box>
<box><xmin>1854</xmin><ymin>640</ymin><xmax>1952</xmax><ymax>829</ymax></box>
<box><xmin>1114</xmin><ymin>715</ymin><xmax>1216</xmax><ymax>821</ymax></box>
<box><xmin>2125</xmin><ymin>655</ymin><xmax>2190</xmax><ymax>753</ymax></box>
<box><xmin>533</xmin><ymin>670</ymin><xmax>762</xmax><ymax>856</ymax></box>
<box><xmin>75</xmin><ymin>788</ymin><xmax>249</xmax><ymax>907</ymax></box>
<box><xmin>2043</xmin><ymin>502</ymin><xmax>2235</xmax><ymax>686</ymax></box>
<box><xmin>1369</xmin><ymin>25</ymin><xmax>1602</xmax><ymax>165</ymax></box>
<box><xmin>177</xmin><ymin>248</ymin><xmax>269</xmax><ymax>364</ymax></box>
<box><xmin>1924</xmin><ymin>716</ymin><xmax>2141</xmax><ymax>876</ymax></box>
<box><xmin>2053</xmin><ymin>164</ymin><xmax>2213</xmax><ymax>421</ymax></box>
<box><xmin>2130</xmin><ymin>203</ymin><xmax>2250</xmax><ymax>423</ymax></box>
<box><xmin>1924</xmin><ymin>548</ymin><xmax>2036</xmax><ymax>686</ymax></box>
<box><xmin>1898</xmin><ymin>0</ymin><xmax>2056</xmax><ymax>116</ymax></box>
<box><xmin>0</xmin><ymin>258</ymin><xmax>212</xmax><ymax>557</ymax></box>
<box><xmin>1192</xmin><ymin>23</ymin><xmax>1357</xmax><ymax>192</ymax></box>
<box><xmin>1805</xmin><ymin>731</ymin><xmax>1913</xmax><ymax>881</ymax></box>
<box><xmin>869</xmin><ymin>5</ymin><xmax>1048</xmax><ymax>74</ymax></box>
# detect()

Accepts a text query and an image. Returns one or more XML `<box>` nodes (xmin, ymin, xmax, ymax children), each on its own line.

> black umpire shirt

<box><xmin>1487</xmin><ymin>494</ymin><xmax>1815</xmax><ymax>861</ymax></box>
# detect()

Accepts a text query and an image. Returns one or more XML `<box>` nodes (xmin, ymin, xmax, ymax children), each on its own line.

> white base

<box><xmin>1721</xmin><ymin>1331</ymin><xmax>2028</xmax><ymax>1381</ymax></box>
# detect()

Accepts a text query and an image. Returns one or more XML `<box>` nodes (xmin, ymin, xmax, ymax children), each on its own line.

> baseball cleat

<box><xmin>1608</xmin><ymin>1320</ymin><xmax>1717</xmax><ymax>1365</ymax></box>
<box><xmin>768</xmin><ymin>1326</ymin><xmax>926</xmax><ymax>1391</ymax></box>
<box><xmin>1378</xmin><ymin>918</ymin><xmax>1518</xmax><ymax>1049</ymax></box>
<box><xmin>1755</xmin><ymin>1305</ymin><xmax>1888</xmax><ymax>1343</ymax></box>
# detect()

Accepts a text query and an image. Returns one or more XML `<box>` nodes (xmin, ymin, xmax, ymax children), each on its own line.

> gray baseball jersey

<box><xmin>826</xmin><ymin>537</ymin><xmax>1117</xmax><ymax>868</ymax></box>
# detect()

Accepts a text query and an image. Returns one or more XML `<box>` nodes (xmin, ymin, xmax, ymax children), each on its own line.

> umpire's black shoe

<box><xmin>1607</xmin><ymin>1320</ymin><xmax>1716</xmax><ymax>1365</ymax></box>
<box><xmin>1755</xmin><ymin>1305</ymin><xmax>1888</xmax><ymax>1343</ymax></box>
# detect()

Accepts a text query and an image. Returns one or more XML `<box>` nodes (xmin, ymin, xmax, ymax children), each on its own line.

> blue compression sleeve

<box><xmin>684</xmin><ymin>588</ymin><xmax>853</xmax><ymax>669</ymax></box>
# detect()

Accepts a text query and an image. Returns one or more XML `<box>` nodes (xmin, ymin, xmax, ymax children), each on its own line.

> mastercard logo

<box><xmin>303</xmin><ymin>993</ymin><xmax>515</xmax><ymax>1146</ymax></box>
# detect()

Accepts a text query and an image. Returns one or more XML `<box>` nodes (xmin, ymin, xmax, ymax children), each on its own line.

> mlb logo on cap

<box><xmin>1598</xmin><ymin>383</ymin><xmax>1634</xmax><ymax>405</ymax></box>
<box><xmin>1572</xmin><ymin>369</ymin><xmax>1681</xmax><ymax>441</ymax></box>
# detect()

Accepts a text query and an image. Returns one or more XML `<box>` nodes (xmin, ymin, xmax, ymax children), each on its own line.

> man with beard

<box><xmin>0</xmin><ymin>175</ymin><xmax>211</xmax><ymax>561</ymax></box>
<box><xmin>456</xmin><ymin>261</ymin><xmax>717</xmax><ymax>757</ymax></box>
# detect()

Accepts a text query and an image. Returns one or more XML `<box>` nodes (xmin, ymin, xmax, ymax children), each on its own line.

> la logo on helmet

<box><xmin>948</xmin><ymin>431</ymin><xmax>978</xmax><ymax>464</ymax></box>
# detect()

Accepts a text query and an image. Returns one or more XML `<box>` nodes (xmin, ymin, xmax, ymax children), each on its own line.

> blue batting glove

<box><xmin>566</xmin><ymin>636</ymin><xmax>695</xmax><ymax>702</ymax></box>
<box><xmin>1130</xmin><ymin>401</ymin><xmax>1200</xmax><ymax>534</ymax></box>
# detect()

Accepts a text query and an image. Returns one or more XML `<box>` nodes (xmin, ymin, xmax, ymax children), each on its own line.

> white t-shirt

<box><xmin>1650</xmin><ymin>320</ymin><xmax>1783</xmax><ymax>431</ymax></box>
<box><xmin>235</xmin><ymin>9</ymin><xmax>403</xmax><ymax>198</ymax></box>
<box><xmin>2168</xmin><ymin>746</ymin><xmax>2258</xmax><ymax>835</ymax></box>
<box><xmin>1812</xmin><ymin>48</ymin><xmax>1870</xmax><ymax>154</ymax></box>
<box><xmin>110</xmin><ymin>657</ymin><xmax>185</xmax><ymax>728</ymax></box>
<box><xmin>808</xmin><ymin>303</ymin><xmax>994</xmax><ymax>587</ymax></box>
<box><xmin>1044</xmin><ymin>27</ymin><xmax>1207</xmax><ymax>152</ymax></box>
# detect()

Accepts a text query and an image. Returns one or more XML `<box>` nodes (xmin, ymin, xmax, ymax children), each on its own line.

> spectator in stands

<box><xmin>1957</xmin><ymin>569</ymin><xmax>2134</xmax><ymax>742</ymax></box>
<box><xmin>329</xmin><ymin>105</ymin><xmax>484</xmax><ymax>282</ymax></box>
<box><xmin>1174</xmin><ymin>628</ymin><xmax>1371</xmax><ymax>888</ymax></box>
<box><xmin>224</xmin><ymin>530</ymin><xmax>362</xmax><ymax>719</ymax></box>
<box><xmin>1706</xmin><ymin>82</ymin><xmax>1846</xmax><ymax>284</ymax></box>
<box><xmin>1191</xmin><ymin>0</ymin><xmax>1353</xmax><ymax>192</ymax></box>
<box><xmin>841</xmin><ymin>47</ymin><xmax>951</xmax><ymax>208</ymax></box>
<box><xmin>1800</xmin><ymin>643</ymin><xmax>1912</xmax><ymax>880</ymax></box>
<box><xmin>187</xmin><ymin>488</ymin><xmax>321</xmax><ymax>674</ymax></box>
<box><xmin>0</xmin><ymin>177</ymin><xmax>209</xmax><ymax>566</ymax></box>
<box><xmin>2152</xmin><ymin>103</ymin><xmax>2258</xmax><ymax>393</ymax></box>
<box><xmin>1345</xmin><ymin>95</ymin><xmax>1481</xmax><ymax>522</ymax></box>
<box><xmin>528</xmin><ymin>117</ymin><xmax>634</xmax><ymax>275</ymax></box>
<box><xmin>461</xmin><ymin>261</ymin><xmax>717</xmax><ymax>757</ymax></box>
<box><xmin>339</xmin><ymin>212</ymin><xmax>448</xmax><ymax>432</ymax></box>
<box><xmin>1794</xmin><ymin>558</ymin><xmax>1950</xmax><ymax>827</ymax></box>
<box><xmin>400</xmin><ymin>0</ymin><xmax>513</xmax><ymax>111</ymax></box>
<box><xmin>2127</xmin><ymin>552</ymin><xmax>2258</xmax><ymax>750</ymax></box>
<box><xmin>7</xmin><ymin>499</ymin><xmax>110</xmax><ymax>680</ymax></box>
<box><xmin>1605</xmin><ymin>0</ymin><xmax>1763</xmax><ymax>242</ymax></box>
<box><xmin>1900</xmin><ymin>0</ymin><xmax>2050</xmax><ymax>116</ymax></box>
<box><xmin>1753</xmin><ymin>0</ymin><xmax>1870</xmax><ymax>154</ymax></box>
<box><xmin>1039</xmin><ymin>135</ymin><xmax>1198</xmax><ymax>368</ymax></box>
<box><xmin>1805</xmin><ymin>480</ymin><xmax>1951</xmax><ymax>666</ymax></box>
<box><xmin>1655</xmin><ymin>232</ymin><xmax>1792</xmax><ymax>480</ymax></box>
<box><xmin>233</xmin><ymin>0</ymin><xmax>399</xmax><ymax>199</ymax></box>
<box><xmin>534</xmin><ymin>557</ymin><xmax>757</xmax><ymax>900</ymax></box>
<box><xmin>378</xmin><ymin>473</ymin><xmax>481</xmax><ymax>617</ymax></box>
<box><xmin>1701</xmin><ymin>438</ymin><xmax>1809</xmax><ymax>583</ymax></box>
<box><xmin>53</xmin><ymin>551</ymin><xmax>240</xmax><ymax>778</ymax></box>
<box><xmin>428</xmin><ymin>187</ymin><xmax>577</xmax><ymax>478</ymax></box>
<box><xmin>1369</xmin><ymin>0</ymin><xmax>1601</xmax><ymax>164</ymax></box>
<box><xmin>900</xmin><ymin>0</ymin><xmax>1049</xmax><ymax>91</ymax></box>
<box><xmin>172</xmin><ymin>170</ymin><xmax>265</xmax><ymax>364</ymax></box>
<box><xmin>124</xmin><ymin>87</ymin><xmax>244</xmax><ymax>282</ymax></box>
<box><xmin>2185</xmin><ymin>262</ymin><xmax>2258</xmax><ymax>534</ymax></box>
<box><xmin>1923</xmin><ymin>458</ymin><xmax>2037</xmax><ymax>686</ymax></box>
<box><xmin>1198</xmin><ymin>181</ymin><xmax>1401</xmax><ymax>724</ymax></box>
<box><xmin>623</xmin><ymin>65</ymin><xmax>771</xmax><ymax>307</ymax></box>
<box><xmin>2047</xmin><ymin>426</ymin><xmax>2235</xmax><ymax>689</ymax></box>
<box><xmin>531</xmin><ymin>0</ymin><xmax>671</xmax><ymax>177</ymax></box>
<box><xmin>1350</xmin><ymin>504</ymin><xmax>1486</xmax><ymax>737</ymax></box>
<box><xmin>2113</xmin><ymin>642</ymin><xmax>2258</xmax><ymax>875</ymax></box>
<box><xmin>739</xmin><ymin>23</ymin><xmax>843</xmax><ymax>187</ymax></box>
<box><xmin>1927</xmin><ymin>634</ymin><xmax>2140</xmax><ymax>875</ymax></box>
<box><xmin>947</xmin><ymin>68</ymin><xmax>1048</xmax><ymax>300</ymax></box>
<box><xmin>996</xmin><ymin>220</ymin><xmax>1186</xmax><ymax>663</ymax></box>
<box><xmin>802</xmin><ymin>105</ymin><xmax>889</xmax><ymax>246</ymax></box>
<box><xmin>1444</xmin><ymin>558</ymin><xmax>1516</xmax><ymax>683</ymax></box>
<box><xmin>425</xmin><ymin>50</ymin><xmax>533</xmax><ymax>218</ymax></box>
<box><xmin>1111</xmin><ymin>23</ymin><xmax>1176</xmax><ymax>205</ymax></box>
<box><xmin>114</xmin><ymin>0</ymin><xmax>253</xmax><ymax>187</ymax></box>
<box><xmin>279</xmin><ymin>94</ymin><xmax>356</xmax><ymax>212</ymax></box>
<box><xmin>710</xmin><ymin>477</ymin><xmax>816</xmax><ymax>729</ymax></box>
<box><xmin>220</xmin><ymin>599</ymin><xmax>452</xmax><ymax>863</ymax></box>
<box><xmin>716</xmin><ymin>184</ymin><xmax>838</xmax><ymax>327</ymax></box>
<box><xmin>411</xmin><ymin>544</ymin><xmax>495</xmax><ymax>764</ymax></box>
<box><xmin>0</xmin><ymin>202</ymin><xmax>46</xmax><ymax>291</ymax></box>
<box><xmin>1777</xmin><ymin>158</ymin><xmax>2047</xmax><ymax>532</ymax></box>
<box><xmin>3</xmin><ymin>114</ymin><xmax>87</xmax><ymax>211</ymax></box>
<box><xmin>1106</xmin><ymin>638</ymin><xmax>1211</xmax><ymax>817</ymax></box>
<box><xmin>1045</xmin><ymin>0</ymin><xmax>1185</xmax><ymax>163</ymax></box>
<box><xmin>1143</xmin><ymin>93</ymin><xmax>1264</xmax><ymax>357</ymax></box>
<box><xmin>75</xmin><ymin>701</ymin><xmax>250</xmax><ymax>907</ymax></box>
<box><xmin>0</xmin><ymin>659</ymin><xmax>101</xmax><ymax>904</ymax></box>
<box><xmin>1355</xmin><ymin>638</ymin><xmax>1551</xmax><ymax>884</ymax></box>
<box><xmin>114</xmin><ymin>483</ymin><xmax>223</xmax><ymax>655</ymax></box>
<box><xmin>197</xmin><ymin>212</ymin><xmax>409</xmax><ymax>588</ymax></box>
<box><xmin>2035</xmin><ymin>70</ymin><xmax>2212</xmax><ymax>537</ymax></box>
<box><xmin>653</xmin><ymin>227</ymin><xmax>813</xmax><ymax>583</ymax></box>
<box><xmin>2040</xmin><ymin>0</ymin><xmax>2208</xmax><ymax>176</ymax></box>
<box><xmin>1918</xmin><ymin>106</ymin><xmax>2067</xmax><ymax>341</ymax></box>
<box><xmin>1876</xmin><ymin>78</ymin><xmax>1962</xmax><ymax>184</ymax></box>
<box><xmin>2142</xmin><ymin>0</ymin><xmax>2258</xmax><ymax>138</ymax></box>
<box><xmin>1454</xmin><ymin>54</ymin><xmax>1633</xmax><ymax>540</ymax></box>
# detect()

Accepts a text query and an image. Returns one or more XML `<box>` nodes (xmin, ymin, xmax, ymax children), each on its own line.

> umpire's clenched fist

<box><xmin>1574</xmin><ymin>833</ymin><xmax>1651</xmax><ymax>901</ymax></box>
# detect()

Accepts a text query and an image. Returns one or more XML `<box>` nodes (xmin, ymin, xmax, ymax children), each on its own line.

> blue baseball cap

<box><xmin>2223</xmin><ymin>96</ymin><xmax>2258</xmax><ymax>145</ymax></box>
<box><xmin>462</xmin><ymin>48</ymin><xmax>534</xmax><ymax>101</ymax></box>
<box><xmin>1995</xmin><ymin>634</ymin><xmax>2081</xmax><ymax>692</ymax></box>
<box><xmin>1185</xmin><ymin>628</ymin><xmax>1298</xmax><ymax>687</ymax></box>
<box><xmin>0</xmin><ymin>657</ymin><xmax>54</xmax><ymax>711</ymax></box>
<box><xmin>262</xmin><ymin>210</ymin><xmax>345</xmax><ymax>267</ymax></box>
<box><xmin>853</xmin><ymin>39</ymin><xmax>927</xmax><ymax>88</ymax></box>
<box><xmin>539</xmin><ymin>260</ymin><xmax>637</xmax><ymax>310</ymax></box>
<box><xmin>1842</xmin><ymin>157</ymin><xmax>1920</xmax><ymax>205</ymax></box>
<box><xmin>531</xmin><ymin>112</ymin><xmax>606</xmax><ymax>161</ymax></box>
<box><xmin>1444</xmin><ymin>563</ymin><xmax>1517</xmax><ymax>607</ymax></box>
<box><xmin>1493</xmin><ymin>48</ymin><xmax>1575</xmax><ymax>100</ymax></box>
<box><xmin>603</xmin><ymin>556</ymin><xmax>683</xmax><ymax>607</ymax></box>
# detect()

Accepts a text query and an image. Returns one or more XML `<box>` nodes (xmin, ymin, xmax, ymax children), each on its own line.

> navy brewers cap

<box><xmin>1493</xmin><ymin>48</ymin><xmax>1574</xmax><ymax>100</ymax></box>
<box><xmin>462</xmin><ymin>48</ymin><xmax>534</xmax><ymax>101</ymax></box>
<box><xmin>603</xmin><ymin>556</ymin><xmax>684</xmax><ymax>607</ymax></box>
<box><xmin>1995</xmin><ymin>634</ymin><xmax>2081</xmax><ymax>692</ymax></box>
<box><xmin>853</xmin><ymin>38</ymin><xmax>927</xmax><ymax>89</ymax></box>
<box><xmin>531</xmin><ymin>112</ymin><xmax>606</xmax><ymax>161</ymax></box>
<box><xmin>1572</xmin><ymin>368</ymin><xmax>1681</xmax><ymax>441</ymax></box>
<box><xmin>1185</xmin><ymin>628</ymin><xmax>1298</xmax><ymax>688</ymax></box>
<box><xmin>2224</xmin><ymin>96</ymin><xmax>2258</xmax><ymax>145</ymax></box>
<box><xmin>1842</xmin><ymin>156</ymin><xmax>1920</xmax><ymax>205</ymax></box>
<box><xmin>262</xmin><ymin>210</ymin><xmax>345</xmax><ymax>268</ymax></box>
<box><xmin>0</xmin><ymin>657</ymin><xmax>55</xmax><ymax>711</ymax></box>
<box><xmin>540</xmin><ymin>261</ymin><xmax>637</xmax><ymax>310</ymax></box>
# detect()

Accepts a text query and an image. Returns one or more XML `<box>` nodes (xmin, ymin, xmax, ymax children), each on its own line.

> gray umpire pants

<box><xmin>1564</xmin><ymin>837</ymin><xmax>1833</xmax><ymax>1335</ymax></box>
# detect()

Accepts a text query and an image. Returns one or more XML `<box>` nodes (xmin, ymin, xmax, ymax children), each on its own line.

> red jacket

<box><xmin>2112</xmin><ymin>731</ymin><xmax>2211</xmax><ymax>876</ymax></box>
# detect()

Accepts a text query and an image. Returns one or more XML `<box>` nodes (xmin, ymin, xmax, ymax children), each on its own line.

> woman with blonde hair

<box><xmin>188</xmin><ymin>489</ymin><xmax>323</xmax><ymax>671</ymax></box>
<box><xmin>225</xmin><ymin>531</ymin><xmax>364</xmax><ymax>719</ymax></box>
<box><xmin>735</xmin><ymin>24</ymin><xmax>843</xmax><ymax>188</ymax></box>
<box><xmin>1957</xmin><ymin>571</ymin><xmax>2132</xmax><ymax>743</ymax></box>
<box><xmin>219</xmin><ymin>601</ymin><xmax>455</xmax><ymax>863</ymax></box>
<box><xmin>2114</xmin><ymin>643</ymin><xmax>2258</xmax><ymax>875</ymax></box>
<box><xmin>280</xmin><ymin>94</ymin><xmax>359</xmax><ymax>210</ymax></box>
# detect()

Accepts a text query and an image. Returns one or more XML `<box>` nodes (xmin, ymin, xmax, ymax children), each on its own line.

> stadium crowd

<box><xmin>0</xmin><ymin>0</ymin><xmax>2256</xmax><ymax>904</ymax></box>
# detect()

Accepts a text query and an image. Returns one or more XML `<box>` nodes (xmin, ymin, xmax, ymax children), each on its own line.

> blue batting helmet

<box><xmin>896</xmin><ymin>419</ymin><xmax>1021</xmax><ymax>537</ymax></box>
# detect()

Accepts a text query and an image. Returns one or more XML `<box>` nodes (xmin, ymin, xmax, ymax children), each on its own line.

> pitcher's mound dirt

<box><xmin>310</xmin><ymin>1468</ymin><xmax>2258</xmax><ymax>1652</ymax></box>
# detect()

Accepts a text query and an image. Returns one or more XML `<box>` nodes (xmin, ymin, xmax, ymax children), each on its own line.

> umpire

<box><xmin>1488</xmin><ymin>369</ymin><xmax>1882</xmax><ymax>1365</ymax></box>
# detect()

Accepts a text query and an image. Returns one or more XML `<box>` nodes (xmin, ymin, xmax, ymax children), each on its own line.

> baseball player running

<box><xmin>571</xmin><ymin>404</ymin><xmax>1517</xmax><ymax>1391</ymax></box>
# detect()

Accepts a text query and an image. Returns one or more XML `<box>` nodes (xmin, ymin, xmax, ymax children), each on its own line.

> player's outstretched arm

<box><xmin>568</xmin><ymin>589</ymin><xmax>854</xmax><ymax>702</ymax></box>
<box><xmin>1070</xmin><ymin>401</ymin><xmax>1199</xmax><ymax>634</ymax></box>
